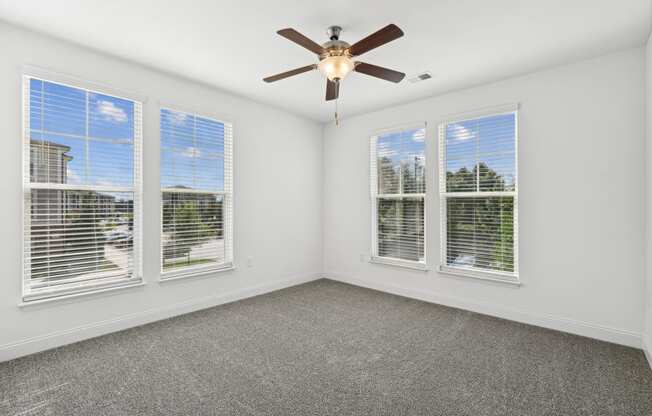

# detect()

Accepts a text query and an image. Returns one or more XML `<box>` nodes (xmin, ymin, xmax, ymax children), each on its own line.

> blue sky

<box><xmin>376</xmin><ymin>127</ymin><xmax>425</xmax><ymax>162</ymax></box>
<box><xmin>30</xmin><ymin>79</ymin><xmax>135</xmax><ymax>188</ymax></box>
<box><xmin>376</xmin><ymin>127</ymin><xmax>426</xmax><ymax>194</ymax></box>
<box><xmin>160</xmin><ymin>108</ymin><xmax>225</xmax><ymax>192</ymax></box>
<box><xmin>30</xmin><ymin>78</ymin><xmax>509</xmax><ymax>194</ymax></box>
<box><xmin>29</xmin><ymin>79</ymin><xmax>225</xmax><ymax>192</ymax></box>
<box><xmin>445</xmin><ymin>113</ymin><xmax>516</xmax><ymax>190</ymax></box>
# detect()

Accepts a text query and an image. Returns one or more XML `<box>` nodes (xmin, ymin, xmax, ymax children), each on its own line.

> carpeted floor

<box><xmin>1</xmin><ymin>279</ymin><xmax>651</xmax><ymax>415</ymax></box>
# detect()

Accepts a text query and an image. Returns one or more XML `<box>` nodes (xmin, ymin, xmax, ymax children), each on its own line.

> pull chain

<box><xmin>334</xmin><ymin>97</ymin><xmax>340</xmax><ymax>127</ymax></box>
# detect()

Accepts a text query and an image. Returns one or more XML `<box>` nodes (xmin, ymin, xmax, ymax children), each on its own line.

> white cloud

<box><xmin>96</xmin><ymin>180</ymin><xmax>118</xmax><ymax>187</ymax></box>
<box><xmin>97</xmin><ymin>100</ymin><xmax>128</xmax><ymax>123</ymax></box>
<box><xmin>377</xmin><ymin>141</ymin><xmax>397</xmax><ymax>157</ymax></box>
<box><xmin>181</xmin><ymin>146</ymin><xmax>202</xmax><ymax>158</ymax></box>
<box><xmin>66</xmin><ymin>167</ymin><xmax>82</xmax><ymax>184</ymax></box>
<box><xmin>411</xmin><ymin>129</ymin><xmax>426</xmax><ymax>142</ymax></box>
<box><xmin>167</xmin><ymin>111</ymin><xmax>188</xmax><ymax>126</ymax></box>
<box><xmin>448</xmin><ymin>123</ymin><xmax>475</xmax><ymax>141</ymax></box>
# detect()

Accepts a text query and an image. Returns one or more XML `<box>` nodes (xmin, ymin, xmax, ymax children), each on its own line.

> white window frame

<box><xmin>438</xmin><ymin>104</ymin><xmax>519</xmax><ymax>284</ymax></box>
<box><xmin>159</xmin><ymin>106</ymin><xmax>234</xmax><ymax>281</ymax></box>
<box><xmin>370</xmin><ymin>123</ymin><xmax>428</xmax><ymax>271</ymax></box>
<box><xmin>21</xmin><ymin>70</ymin><xmax>144</xmax><ymax>302</ymax></box>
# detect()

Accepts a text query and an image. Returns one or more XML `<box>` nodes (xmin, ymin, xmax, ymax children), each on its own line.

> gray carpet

<box><xmin>1</xmin><ymin>279</ymin><xmax>651</xmax><ymax>416</ymax></box>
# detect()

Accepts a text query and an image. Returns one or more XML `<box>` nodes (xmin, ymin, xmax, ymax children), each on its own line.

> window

<box><xmin>23</xmin><ymin>76</ymin><xmax>142</xmax><ymax>301</ymax></box>
<box><xmin>439</xmin><ymin>106</ymin><xmax>518</xmax><ymax>282</ymax></box>
<box><xmin>370</xmin><ymin>125</ymin><xmax>426</xmax><ymax>268</ymax></box>
<box><xmin>160</xmin><ymin>108</ymin><xmax>233</xmax><ymax>278</ymax></box>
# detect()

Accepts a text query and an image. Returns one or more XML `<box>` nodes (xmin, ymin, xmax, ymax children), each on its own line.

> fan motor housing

<box><xmin>321</xmin><ymin>26</ymin><xmax>350</xmax><ymax>59</ymax></box>
<box><xmin>321</xmin><ymin>39</ymin><xmax>351</xmax><ymax>58</ymax></box>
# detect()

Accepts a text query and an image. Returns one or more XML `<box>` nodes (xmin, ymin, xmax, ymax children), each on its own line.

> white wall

<box><xmin>323</xmin><ymin>48</ymin><xmax>647</xmax><ymax>348</ymax></box>
<box><xmin>0</xmin><ymin>22</ymin><xmax>323</xmax><ymax>361</ymax></box>
<box><xmin>0</xmin><ymin>20</ymin><xmax>647</xmax><ymax>362</ymax></box>
<box><xmin>645</xmin><ymin>32</ymin><xmax>652</xmax><ymax>362</ymax></box>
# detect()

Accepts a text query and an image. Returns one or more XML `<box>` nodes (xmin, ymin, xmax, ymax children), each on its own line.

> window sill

<box><xmin>19</xmin><ymin>280</ymin><xmax>145</xmax><ymax>307</ymax></box>
<box><xmin>370</xmin><ymin>256</ymin><xmax>429</xmax><ymax>271</ymax></box>
<box><xmin>159</xmin><ymin>263</ymin><xmax>236</xmax><ymax>283</ymax></box>
<box><xmin>438</xmin><ymin>265</ymin><xmax>520</xmax><ymax>286</ymax></box>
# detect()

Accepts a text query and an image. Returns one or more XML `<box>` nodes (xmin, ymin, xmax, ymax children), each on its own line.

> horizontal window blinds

<box><xmin>439</xmin><ymin>110</ymin><xmax>518</xmax><ymax>279</ymax></box>
<box><xmin>23</xmin><ymin>76</ymin><xmax>142</xmax><ymax>301</ymax></box>
<box><xmin>160</xmin><ymin>108</ymin><xmax>233</xmax><ymax>277</ymax></box>
<box><xmin>370</xmin><ymin>125</ymin><xmax>426</xmax><ymax>264</ymax></box>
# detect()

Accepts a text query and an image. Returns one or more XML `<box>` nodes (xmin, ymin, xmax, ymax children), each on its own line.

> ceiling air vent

<box><xmin>408</xmin><ymin>71</ymin><xmax>433</xmax><ymax>83</ymax></box>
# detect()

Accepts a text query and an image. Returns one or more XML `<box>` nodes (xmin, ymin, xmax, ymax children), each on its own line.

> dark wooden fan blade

<box><xmin>348</xmin><ymin>24</ymin><xmax>404</xmax><ymax>56</ymax></box>
<box><xmin>326</xmin><ymin>79</ymin><xmax>339</xmax><ymax>101</ymax></box>
<box><xmin>354</xmin><ymin>62</ymin><xmax>405</xmax><ymax>83</ymax></box>
<box><xmin>277</xmin><ymin>28</ymin><xmax>324</xmax><ymax>55</ymax></box>
<box><xmin>263</xmin><ymin>64</ymin><xmax>317</xmax><ymax>83</ymax></box>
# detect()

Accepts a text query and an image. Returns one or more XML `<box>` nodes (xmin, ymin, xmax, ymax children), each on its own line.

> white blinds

<box><xmin>23</xmin><ymin>76</ymin><xmax>142</xmax><ymax>301</ymax></box>
<box><xmin>439</xmin><ymin>109</ymin><xmax>518</xmax><ymax>279</ymax></box>
<box><xmin>160</xmin><ymin>108</ymin><xmax>233</xmax><ymax>277</ymax></box>
<box><xmin>370</xmin><ymin>125</ymin><xmax>426</xmax><ymax>265</ymax></box>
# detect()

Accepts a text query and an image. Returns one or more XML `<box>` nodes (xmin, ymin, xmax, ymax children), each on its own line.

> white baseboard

<box><xmin>325</xmin><ymin>273</ymin><xmax>642</xmax><ymax>349</ymax></box>
<box><xmin>644</xmin><ymin>334</ymin><xmax>652</xmax><ymax>369</ymax></box>
<box><xmin>0</xmin><ymin>273</ymin><xmax>322</xmax><ymax>362</ymax></box>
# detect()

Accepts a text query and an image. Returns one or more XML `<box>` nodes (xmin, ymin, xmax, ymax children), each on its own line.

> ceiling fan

<box><xmin>263</xmin><ymin>24</ymin><xmax>405</xmax><ymax>102</ymax></box>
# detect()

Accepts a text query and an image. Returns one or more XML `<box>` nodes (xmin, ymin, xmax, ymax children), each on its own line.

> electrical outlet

<box><xmin>247</xmin><ymin>256</ymin><xmax>253</xmax><ymax>267</ymax></box>
<box><xmin>360</xmin><ymin>253</ymin><xmax>366</xmax><ymax>262</ymax></box>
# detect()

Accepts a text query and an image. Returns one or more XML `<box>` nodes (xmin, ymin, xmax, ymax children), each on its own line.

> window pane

<box><xmin>30</xmin><ymin>136</ymin><xmax>83</xmax><ymax>185</ymax></box>
<box><xmin>445</xmin><ymin>113</ymin><xmax>516</xmax><ymax>192</ymax></box>
<box><xmin>28</xmin><ymin>82</ymin><xmax>136</xmax><ymax>188</ymax></box>
<box><xmin>445</xmin><ymin>157</ymin><xmax>476</xmax><ymax>193</ymax></box>
<box><xmin>160</xmin><ymin>109</ymin><xmax>225</xmax><ymax>192</ymax></box>
<box><xmin>445</xmin><ymin>196</ymin><xmax>514</xmax><ymax>273</ymax></box>
<box><xmin>377</xmin><ymin>198</ymin><xmax>424</xmax><ymax>262</ymax></box>
<box><xmin>376</xmin><ymin>132</ymin><xmax>400</xmax><ymax>194</ymax></box>
<box><xmin>35</xmin><ymin>80</ymin><xmax>86</xmax><ymax>137</ymax></box>
<box><xmin>89</xmin><ymin>93</ymin><xmax>134</xmax><ymax>141</ymax></box>
<box><xmin>401</xmin><ymin>128</ymin><xmax>426</xmax><ymax>194</ymax></box>
<box><xmin>162</xmin><ymin>192</ymin><xmax>225</xmax><ymax>270</ymax></box>
<box><xmin>28</xmin><ymin>190</ymin><xmax>135</xmax><ymax>284</ymax></box>
<box><xmin>478</xmin><ymin>114</ymin><xmax>516</xmax><ymax>191</ymax></box>
<box><xmin>445</xmin><ymin>120</ymin><xmax>477</xmax><ymax>192</ymax></box>
<box><xmin>376</xmin><ymin>128</ymin><xmax>425</xmax><ymax>194</ymax></box>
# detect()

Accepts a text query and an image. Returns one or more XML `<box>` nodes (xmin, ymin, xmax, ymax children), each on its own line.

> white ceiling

<box><xmin>0</xmin><ymin>0</ymin><xmax>649</xmax><ymax>122</ymax></box>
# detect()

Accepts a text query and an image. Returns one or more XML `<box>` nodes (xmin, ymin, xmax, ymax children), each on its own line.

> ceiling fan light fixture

<box><xmin>318</xmin><ymin>55</ymin><xmax>355</xmax><ymax>81</ymax></box>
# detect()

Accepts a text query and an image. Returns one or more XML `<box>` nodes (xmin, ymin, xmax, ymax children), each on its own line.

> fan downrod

<box><xmin>327</xmin><ymin>25</ymin><xmax>342</xmax><ymax>41</ymax></box>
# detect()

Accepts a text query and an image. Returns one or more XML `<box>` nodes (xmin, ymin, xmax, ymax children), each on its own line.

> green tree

<box><xmin>446</xmin><ymin>163</ymin><xmax>514</xmax><ymax>272</ymax></box>
<box><xmin>376</xmin><ymin>156</ymin><xmax>425</xmax><ymax>261</ymax></box>
<box><xmin>162</xmin><ymin>193</ymin><xmax>222</xmax><ymax>265</ymax></box>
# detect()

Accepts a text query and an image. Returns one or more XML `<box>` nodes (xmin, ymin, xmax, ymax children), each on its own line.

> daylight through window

<box><xmin>160</xmin><ymin>108</ymin><xmax>233</xmax><ymax>278</ymax></box>
<box><xmin>439</xmin><ymin>108</ymin><xmax>518</xmax><ymax>281</ymax></box>
<box><xmin>23</xmin><ymin>76</ymin><xmax>142</xmax><ymax>301</ymax></box>
<box><xmin>370</xmin><ymin>125</ymin><xmax>426</xmax><ymax>267</ymax></box>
